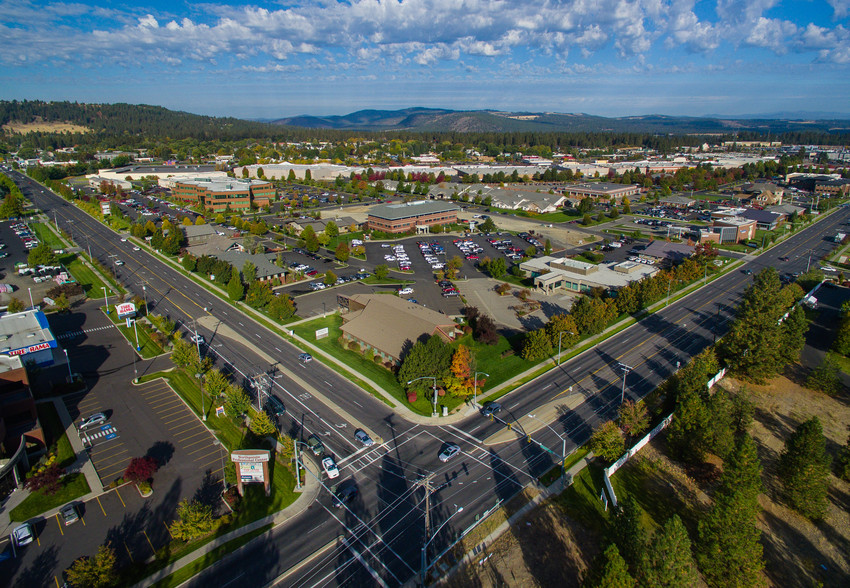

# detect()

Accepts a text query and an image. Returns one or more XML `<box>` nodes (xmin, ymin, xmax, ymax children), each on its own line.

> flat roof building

<box><xmin>561</xmin><ymin>182</ymin><xmax>641</xmax><ymax>201</ymax></box>
<box><xmin>367</xmin><ymin>200</ymin><xmax>459</xmax><ymax>234</ymax></box>
<box><xmin>172</xmin><ymin>178</ymin><xmax>276</xmax><ymax>212</ymax></box>
<box><xmin>519</xmin><ymin>256</ymin><xmax>658</xmax><ymax>294</ymax></box>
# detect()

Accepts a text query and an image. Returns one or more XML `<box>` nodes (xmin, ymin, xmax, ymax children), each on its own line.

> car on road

<box><xmin>12</xmin><ymin>523</ymin><xmax>34</xmax><ymax>547</ymax></box>
<box><xmin>133</xmin><ymin>246</ymin><xmax>141</xmax><ymax>251</ymax></box>
<box><xmin>480</xmin><ymin>402</ymin><xmax>502</xmax><ymax>417</ymax></box>
<box><xmin>779</xmin><ymin>256</ymin><xmax>789</xmax><ymax>262</ymax></box>
<box><xmin>60</xmin><ymin>503</ymin><xmax>80</xmax><ymax>526</ymax></box>
<box><xmin>120</xmin><ymin>238</ymin><xmax>127</xmax><ymax>242</ymax></box>
<box><xmin>322</xmin><ymin>455</ymin><xmax>340</xmax><ymax>479</ymax></box>
<box><xmin>332</xmin><ymin>483</ymin><xmax>358</xmax><ymax>508</ymax></box>
<box><xmin>398</xmin><ymin>287</ymin><xmax>414</xmax><ymax>295</ymax></box>
<box><xmin>265</xmin><ymin>395</ymin><xmax>286</xmax><ymax>417</ymax></box>
<box><xmin>190</xmin><ymin>334</ymin><xmax>205</xmax><ymax>345</ymax></box>
<box><xmin>79</xmin><ymin>412</ymin><xmax>107</xmax><ymax>430</ymax></box>
<box><xmin>742</xmin><ymin>269</ymin><xmax>753</xmax><ymax>275</ymax></box>
<box><xmin>438</xmin><ymin>443</ymin><xmax>461</xmax><ymax>463</ymax></box>
<box><xmin>354</xmin><ymin>429</ymin><xmax>374</xmax><ymax>447</ymax></box>
<box><xmin>299</xmin><ymin>353</ymin><xmax>312</xmax><ymax>363</ymax></box>
<box><xmin>114</xmin><ymin>259</ymin><xmax>124</xmax><ymax>266</ymax></box>
<box><xmin>306</xmin><ymin>434</ymin><xmax>324</xmax><ymax>456</ymax></box>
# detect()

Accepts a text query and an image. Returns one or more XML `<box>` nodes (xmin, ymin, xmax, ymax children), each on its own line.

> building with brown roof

<box><xmin>338</xmin><ymin>294</ymin><xmax>459</xmax><ymax>365</ymax></box>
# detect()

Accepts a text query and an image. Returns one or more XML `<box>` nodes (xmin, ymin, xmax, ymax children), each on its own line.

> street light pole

<box><xmin>102</xmin><ymin>286</ymin><xmax>109</xmax><ymax>313</ymax></box>
<box><xmin>473</xmin><ymin>371</ymin><xmax>489</xmax><ymax>409</ymax></box>
<box><xmin>27</xmin><ymin>287</ymin><xmax>34</xmax><ymax>309</ymax></box>
<box><xmin>527</xmin><ymin>413</ymin><xmax>568</xmax><ymax>489</ymax></box>
<box><xmin>618</xmin><ymin>363</ymin><xmax>633</xmax><ymax>404</ymax></box>
<box><xmin>421</xmin><ymin>505</ymin><xmax>464</xmax><ymax>585</ymax></box>
<box><xmin>63</xmin><ymin>348</ymin><xmax>73</xmax><ymax>382</ymax></box>
<box><xmin>132</xmin><ymin>318</ymin><xmax>140</xmax><ymax>351</ymax></box>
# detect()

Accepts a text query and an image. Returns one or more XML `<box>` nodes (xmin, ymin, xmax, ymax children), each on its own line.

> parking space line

<box><xmin>174</xmin><ymin>429</ymin><xmax>208</xmax><ymax>443</ymax></box>
<box><xmin>162</xmin><ymin>413</ymin><xmax>196</xmax><ymax>426</ymax></box>
<box><xmin>152</xmin><ymin>398</ymin><xmax>184</xmax><ymax>410</ymax></box>
<box><xmin>54</xmin><ymin>513</ymin><xmax>64</xmax><ymax>536</ymax></box>
<box><xmin>184</xmin><ymin>438</ymin><xmax>214</xmax><ymax>451</ymax></box>
<box><xmin>196</xmin><ymin>455</ymin><xmax>223</xmax><ymax>470</ymax></box>
<box><xmin>91</xmin><ymin>448</ymin><xmax>128</xmax><ymax>466</ymax></box>
<box><xmin>140</xmin><ymin>388</ymin><xmax>171</xmax><ymax>398</ymax></box>
<box><xmin>54</xmin><ymin>575</ymin><xmax>61</xmax><ymax>588</ymax></box>
<box><xmin>96</xmin><ymin>495</ymin><xmax>107</xmax><ymax>516</ymax></box>
<box><xmin>143</xmin><ymin>530</ymin><xmax>156</xmax><ymax>556</ymax></box>
<box><xmin>124</xmin><ymin>541</ymin><xmax>134</xmax><ymax>563</ymax></box>
<box><xmin>114</xmin><ymin>487</ymin><xmax>126</xmax><ymax>507</ymax></box>
<box><xmin>99</xmin><ymin>463</ymin><xmax>131</xmax><ymax>481</ymax></box>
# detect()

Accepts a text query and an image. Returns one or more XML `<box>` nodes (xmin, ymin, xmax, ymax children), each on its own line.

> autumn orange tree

<box><xmin>446</xmin><ymin>345</ymin><xmax>480</xmax><ymax>398</ymax></box>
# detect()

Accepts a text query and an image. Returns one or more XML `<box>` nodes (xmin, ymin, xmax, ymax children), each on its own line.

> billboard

<box><xmin>115</xmin><ymin>302</ymin><xmax>136</xmax><ymax>317</ymax></box>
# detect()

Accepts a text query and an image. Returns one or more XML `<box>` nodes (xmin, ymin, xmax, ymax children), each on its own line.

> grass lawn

<box><xmin>103</xmin><ymin>307</ymin><xmax>165</xmax><ymax>358</ymax></box>
<box><xmin>61</xmin><ymin>253</ymin><xmax>114</xmax><ymax>296</ymax></box>
<box><xmin>149</xmin><ymin>524</ymin><xmax>273</xmax><ymax>588</ymax></box>
<box><xmin>31</xmin><ymin>222</ymin><xmax>66</xmax><ymax>250</ymax></box>
<box><xmin>454</xmin><ymin>332</ymin><xmax>535</xmax><ymax>392</ymax></box>
<box><xmin>36</xmin><ymin>401</ymin><xmax>76</xmax><ymax>467</ymax></box>
<box><xmin>362</xmin><ymin>276</ymin><xmax>414</xmax><ymax>286</ymax></box>
<box><xmin>9</xmin><ymin>473</ymin><xmax>90</xmax><ymax>521</ymax></box>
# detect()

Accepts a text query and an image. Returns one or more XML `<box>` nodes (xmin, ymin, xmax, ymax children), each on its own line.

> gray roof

<box><xmin>0</xmin><ymin>309</ymin><xmax>56</xmax><ymax>357</ymax></box>
<box><xmin>743</xmin><ymin>182</ymin><xmax>781</xmax><ymax>193</ymax></box>
<box><xmin>182</xmin><ymin>224</ymin><xmax>218</xmax><ymax>238</ymax></box>
<box><xmin>641</xmin><ymin>240</ymin><xmax>695</xmax><ymax>261</ymax></box>
<box><xmin>740</xmin><ymin>208</ymin><xmax>783</xmax><ymax>224</ymax></box>
<box><xmin>368</xmin><ymin>200</ymin><xmax>459</xmax><ymax>221</ymax></box>
<box><xmin>767</xmin><ymin>204</ymin><xmax>804</xmax><ymax>215</ymax></box>
<box><xmin>216</xmin><ymin>251</ymin><xmax>286</xmax><ymax>279</ymax></box>
<box><xmin>660</xmin><ymin>195</ymin><xmax>696</xmax><ymax>206</ymax></box>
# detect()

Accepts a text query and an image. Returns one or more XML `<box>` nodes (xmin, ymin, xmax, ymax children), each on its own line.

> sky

<box><xmin>2</xmin><ymin>0</ymin><xmax>850</xmax><ymax>120</ymax></box>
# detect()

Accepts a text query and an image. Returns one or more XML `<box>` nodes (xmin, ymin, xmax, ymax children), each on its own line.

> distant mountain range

<box><xmin>270</xmin><ymin>107</ymin><xmax>850</xmax><ymax>134</ymax></box>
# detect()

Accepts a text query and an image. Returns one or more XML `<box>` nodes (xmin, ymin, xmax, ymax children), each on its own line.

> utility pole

<box><xmin>618</xmin><ymin>363</ymin><xmax>633</xmax><ymax>404</ymax></box>
<box><xmin>417</xmin><ymin>472</ymin><xmax>436</xmax><ymax>586</ymax></box>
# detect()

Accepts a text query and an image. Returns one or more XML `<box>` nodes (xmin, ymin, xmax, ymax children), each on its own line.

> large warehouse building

<box><xmin>367</xmin><ymin>200</ymin><xmax>460</xmax><ymax>234</ymax></box>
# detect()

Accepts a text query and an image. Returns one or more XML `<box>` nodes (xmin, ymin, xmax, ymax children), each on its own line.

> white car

<box><xmin>399</xmin><ymin>287</ymin><xmax>414</xmax><ymax>295</ymax></box>
<box><xmin>322</xmin><ymin>456</ymin><xmax>340</xmax><ymax>479</ymax></box>
<box><xmin>12</xmin><ymin>523</ymin><xmax>34</xmax><ymax>547</ymax></box>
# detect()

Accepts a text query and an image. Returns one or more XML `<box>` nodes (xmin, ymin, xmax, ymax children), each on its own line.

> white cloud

<box><xmin>827</xmin><ymin>0</ymin><xmax>850</xmax><ymax>19</ymax></box>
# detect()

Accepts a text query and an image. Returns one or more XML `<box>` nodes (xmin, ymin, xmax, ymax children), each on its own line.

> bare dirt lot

<box><xmin>445</xmin><ymin>374</ymin><xmax>850</xmax><ymax>588</ymax></box>
<box><xmin>2</xmin><ymin>120</ymin><xmax>90</xmax><ymax>134</ymax></box>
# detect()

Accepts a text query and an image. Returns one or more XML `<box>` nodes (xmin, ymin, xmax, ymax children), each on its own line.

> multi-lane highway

<box><xmin>9</xmin><ymin>169</ymin><xmax>848</xmax><ymax>587</ymax></box>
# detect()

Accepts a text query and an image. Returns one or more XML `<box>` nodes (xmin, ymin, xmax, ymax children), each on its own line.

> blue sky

<box><xmin>2</xmin><ymin>0</ymin><xmax>849</xmax><ymax>119</ymax></box>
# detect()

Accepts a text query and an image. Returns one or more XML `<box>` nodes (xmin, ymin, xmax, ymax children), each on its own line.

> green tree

<box><xmin>583</xmin><ymin>213</ymin><xmax>593</xmax><ymax>226</ymax></box>
<box><xmin>780</xmin><ymin>305</ymin><xmax>809</xmax><ymax>364</ymax></box>
<box><xmin>374</xmin><ymin>264</ymin><xmax>389</xmax><ymax>280</ymax></box>
<box><xmin>488</xmin><ymin>257</ymin><xmax>507</xmax><ymax>279</ymax></box>
<box><xmin>6</xmin><ymin>297</ymin><xmax>25</xmax><ymax>313</ymax></box>
<box><xmin>706</xmin><ymin>388</ymin><xmax>737</xmax><ymax>460</ymax></box>
<box><xmin>242</xmin><ymin>261</ymin><xmax>257</xmax><ymax>284</ymax></box>
<box><xmin>520</xmin><ymin>329</ymin><xmax>552</xmax><ymax>361</ymax></box>
<box><xmin>590</xmin><ymin>421</ymin><xmax>625</xmax><ymax>462</ymax></box>
<box><xmin>667</xmin><ymin>388</ymin><xmax>712</xmax><ymax>462</ymax></box>
<box><xmin>224</xmin><ymin>383</ymin><xmax>251</xmax><ymax>416</ymax></box>
<box><xmin>53</xmin><ymin>292</ymin><xmax>70</xmax><ymax>312</ymax></box>
<box><xmin>245</xmin><ymin>281</ymin><xmax>273</xmax><ymax>309</ymax></box>
<box><xmin>778</xmin><ymin>417</ymin><xmax>832</xmax><ymax>519</ymax></box>
<box><xmin>214</xmin><ymin>213</ymin><xmax>225</xmax><ymax>224</ymax></box>
<box><xmin>65</xmin><ymin>544</ymin><xmax>117</xmax><ymax>588</ymax></box>
<box><xmin>249</xmin><ymin>410</ymin><xmax>277</xmax><ymax>437</ymax></box>
<box><xmin>227</xmin><ymin>267</ymin><xmax>244</xmax><ymax>301</ymax></box>
<box><xmin>268</xmin><ymin>294</ymin><xmax>296</xmax><ymax>321</ymax></box>
<box><xmin>335</xmin><ymin>242</ymin><xmax>350</xmax><ymax>262</ymax></box>
<box><xmin>27</xmin><ymin>242</ymin><xmax>58</xmax><ymax>266</ymax></box>
<box><xmin>203</xmin><ymin>369</ymin><xmax>229</xmax><ymax>398</ymax></box>
<box><xmin>719</xmin><ymin>267</ymin><xmax>791</xmax><ymax>383</ymax></box>
<box><xmin>836</xmin><ymin>434</ymin><xmax>850</xmax><ymax>482</ymax></box>
<box><xmin>182</xmin><ymin>254</ymin><xmax>197</xmax><ymax>272</ymax></box>
<box><xmin>544</xmin><ymin>238</ymin><xmax>552</xmax><ymax>255</ymax></box>
<box><xmin>325</xmin><ymin>220</ymin><xmax>338</xmax><ymax>238</ymax></box>
<box><xmin>697</xmin><ymin>433</ymin><xmax>765</xmax><ymax>588</ymax></box>
<box><xmin>170</xmin><ymin>338</ymin><xmax>195</xmax><ymax>369</ymax></box>
<box><xmin>194</xmin><ymin>215</ymin><xmax>206</xmax><ymax>225</ymax></box>
<box><xmin>398</xmin><ymin>335</ymin><xmax>453</xmax><ymax>389</ymax></box>
<box><xmin>0</xmin><ymin>191</ymin><xmax>23</xmax><ymax>219</ymax></box>
<box><xmin>806</xmin><ymin>355</ymin><xmax>842</xmax><ymax>395</ymax></box>
<box><xmin>169</xmin><ymin>500</ymin><xmax>215</xmax><ymax>541</ymax></box>
<box><xmin>323</xmin><ymin>271</ymin><xmax>337</xmax><ymax>286</ymax></box>
<box><xmin>582</xmin><ymin>544</ymin><xmax>635</xmax><ymax>588</ymax></box>
<box><xmin>610</xmin><ymin>495</ymin><xmax>648</xmax><ymax>576</ymax></box>
<box><xmin>304</xmin><ymin>230</ymin><xmax>320</xmax><ymax>252</ymax></box>
<box><xmin>544</xmin><ymin>314</ymin><xmax>579</xmax><ymax>349</ymax></box>
<box><xmin>617</xmin><ymin>400</ymin><xmax>649</xmax><ymax>439</ymax></box>
<box><xmin>643</xmin><ymin>515</ymin><xmax>699</xmax><ymax>588</ymax></box>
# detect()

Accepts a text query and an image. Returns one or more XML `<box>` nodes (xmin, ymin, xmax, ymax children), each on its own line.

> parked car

<box><xmin>60</xmin><ymin>503</ymin><xmax>80</xmax><ymax>526</ymax></box>
<box><xmin>438</xmin><ymin>443</ymin><xmax>461</xmax><ymax>463</ymax></box>
<box><xmin>322</xmin><ymin>455</ymin><xmax>340</xmax><ymax>479</ymax></box>
<box><xmin>12</xmin><ymin>523</ymin><xmax>34</xmax><ymax>547</ymax></box>
<box><xmin>306</xmin><ymin>434</ymin><xmax>324</xmax><ymax>456</ymax></box>
<box><xmin>398</xmin><ymin>287</ymin><xmax>414</xmax><ymax>295</ymax></box>
<box><xmin>79</xmin><ymin>412</ymin><xmax>107</xmax><ymax>430</ymax></box>
<box><xmin>354</xmin><ymin>429</ymin><xmax>374</xmax><ymax>447</ymax></box>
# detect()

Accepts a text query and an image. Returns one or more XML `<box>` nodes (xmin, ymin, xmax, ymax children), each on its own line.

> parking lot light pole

<box><xmin>132</xmin><ymin>318</ymin><xmax>140</xmax><ymax>351</ymax></box>
<box><xmin>408</xmin><ymin>376</ymin><xmax>438</xmax><ymax>417</ymax></box>
<box><xmin>473</xmin><ymin>371</ymin><xmax>489</xmax><ymax>408</ymax></box>
<box><xmin>27</xmin><ymin>287</ymin><xmax>34</xmax><ymax>309</ymax></box>
<box><xmin>63</xmin><ymin>348</ymin><xmax>73</xmax><ymax>382</ymax></box>
<box><xmin>102</xmin><ymin>286</ymin><xmax>109</xmax><ymax>313</ymax></box>
<box><xmin>214</xmin><ymin>440</ymin><xmax>226</xmax><ymax>492</ymax></box>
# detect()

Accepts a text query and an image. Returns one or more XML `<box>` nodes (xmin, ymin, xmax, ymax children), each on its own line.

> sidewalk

<box><xmin>131</xmin><ymin>454</ymin><xmax>323</xmax><ymax>588</ymax></box>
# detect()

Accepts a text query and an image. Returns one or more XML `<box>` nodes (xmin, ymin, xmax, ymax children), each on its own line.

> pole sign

<box><xmin>115</xmin><ymin>302</ymin><xmax>136</xmax><ymax>318</ymax></box>
<box><xmin>230</xmin><ymin>449</ymin><xmax>271</xmax><ymax>496</ymax></box>
<box><xmin>315</xmin><ymin>327</ymin><xmax>329</xmax><ymax>340</ymax></box>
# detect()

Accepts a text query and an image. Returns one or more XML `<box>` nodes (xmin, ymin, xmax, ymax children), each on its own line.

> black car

<box><xmin>332</xmin><ymin>483</ymin><xmax>358</xmax><ymax>508</ymax></box>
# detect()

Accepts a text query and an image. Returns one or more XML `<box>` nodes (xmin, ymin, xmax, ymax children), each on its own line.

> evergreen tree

<box><xmin>706</xmin><ymin>388</ymin><xmax>737</xmax><ymax>460</ymax></box>
<box><xmin>227</xmin><ymin>267</ymin><xmax>244</xmax><ymax>301</ymax></box>
<box><xmin>780</xmin><ymin>305</ymin><xmax>809</xmax><ymax>364</ymax></box>
<box><xmin>609</xmin><ymin>495</ymin><xmax>647</xmax><ymax>576</ymax></box>
<box><xmin>778</xmin><ymin>417</ymin><xmax>832</xmax><ymax>519</ymax></box>
<box><xmin>643</xmin><ymin>515</ymin><xmax>699</xmax><ymax>588</ymax></box>
<box><xmin>242</xmin><ymin>261</ymin><xmax>257</xmax><ymax>284</ymax></box>
<box><xmin>697</xmin><ymin>433</ymin><xmax>765</xmax><ymax>588</ymax></box>
<box><xmin>836</xmin><ymin>433</ymin><xmax>850</xmax><ymax>482</ymax></box>
<box><xmin>582</xmin><ymin>544</ymin><xmax>635</xmax><ymax>588</ymax></box>
<box><xmin>667</xmin><ymin>388</ymin><xmax>712</xmax><ymax>462</ymax></box>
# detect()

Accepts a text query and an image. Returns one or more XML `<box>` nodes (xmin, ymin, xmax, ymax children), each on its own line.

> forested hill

<box><xmin>0</xmin><ymin>100</ymin><xmax>277</xmax><ymax>141</ymax></box>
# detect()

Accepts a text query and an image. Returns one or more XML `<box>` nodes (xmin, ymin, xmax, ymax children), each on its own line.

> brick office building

<box><xmin>172</xmin><ymin>178</ymin><xmax>276</xmax><ymax>212</ymax></box>
<box><xmin>367</xmin><ymin>201</ymin><xmax>460</xmax><ymax>233</ymax></box>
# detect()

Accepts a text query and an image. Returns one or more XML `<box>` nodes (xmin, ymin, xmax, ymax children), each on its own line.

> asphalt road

<box><xmin>9</xmin><ymin>169</ymin><xmax>849</xmax><ymax>587</ymax></box>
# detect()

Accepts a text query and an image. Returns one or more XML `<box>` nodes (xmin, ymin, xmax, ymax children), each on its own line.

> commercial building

<box><xmin>172</xmin><ymin>178</ymin><xmax>276</xmax><ymax>212</ymax></box>
<box><xmin>338</xmin><ymin>294</ymin><xmax>459</xmax><ymax>365</ymax></box>
<box><xmin>639</xmin><ymin>240</ymin><xmax>696</xmax><ymax>263</ymax></box>
<box><xmin>519</xmin><ymin>256</ymin><xmax>658</xmax><ymax>294</ymax></box>
<box><xmin>659</xmin><ymin>194</ymin><xmax>697</xmax><ymax>208</ymax></box>
<box><xmin>367</xmin><ymin>200</ymin><xmax>459</xmax><ymax>233</ymax></box>
<box><xmin>182</xmin><ymin>224</ymin><xmax>218</xmax><ymax>246</ymax></box>
<box><xmin>700</xmin><ymin>217</ymin><xmax>757</xmax><ymax>244</ymax></box>
<box><xmin>561</xmin><ymin>182</ymin><xmax>641</xmax><ymax>201</ymax></box>
<box><xmin>814</xmin><ymin>178</ymin><xmax>850</xmax><ymax>196</ymax></box>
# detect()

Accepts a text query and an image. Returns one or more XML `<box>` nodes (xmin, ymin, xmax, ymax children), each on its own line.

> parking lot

<box><xmin>0</xmin><ymin>219</ymin><xmax>64</xmax><ymax>307</ymax></box>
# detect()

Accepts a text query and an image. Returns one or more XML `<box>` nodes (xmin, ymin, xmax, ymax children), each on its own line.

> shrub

<box><xmin>124</xmin><ymin>456</ymin><xmax>159</xmax><ymax>485</ymax></box>
<box><xmin>373</xmin><ymin>355</ymin><xmax>383</xmax><ymax>364</ymax></box>
<box><xmin>407</xmin><ymin>391</ymin><xmax>418</xmax><ymax>403</ymax></box>
<box><xmin>348</xmin><ymin>340</ymin><xmax>361</xmax><ymax>352</ymax></box>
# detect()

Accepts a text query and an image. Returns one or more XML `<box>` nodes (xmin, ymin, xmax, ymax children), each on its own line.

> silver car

<box><xmin>12</xmin><ymin>523</ymin><xmax>34</xmax><ymax>547</ymax></box>
<box><xmin>79</xmin><ymin>412</ymin><xmax>107</xmax><ymax>430</ymax></box>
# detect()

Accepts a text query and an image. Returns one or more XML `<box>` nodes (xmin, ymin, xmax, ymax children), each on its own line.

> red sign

<box><xmin>9</xmin><ymin>342</ymin><xmax>52</xmax><ymax>356</ymax></box>
<box><xmin>115</xmin><ymin>302</ymin><xmax>136</xmax><ymax>316</ymax></box>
